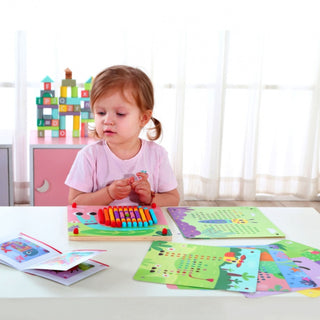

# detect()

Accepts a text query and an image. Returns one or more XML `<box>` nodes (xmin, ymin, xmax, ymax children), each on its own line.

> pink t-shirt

<box><xmin>65</xmin><ymin>139</ymin><xmax>178</xmax><ymax>206</ymax></box>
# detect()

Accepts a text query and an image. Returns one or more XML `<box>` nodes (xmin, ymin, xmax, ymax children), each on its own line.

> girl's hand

<box><xmin>131</xmin><ymin>171</ymin><xmax>153</xmax><ymax>204</ymax></box>
<box><xmin>108</xmin><ymin>177</ymin><xmax>134</xmax><ymax>200</ymax></box>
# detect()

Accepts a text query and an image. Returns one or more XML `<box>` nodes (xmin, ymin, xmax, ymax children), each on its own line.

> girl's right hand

<box><xmin>108</xmin><ymin>177</ymin><xmax>134</xmax><ymax>200</ymax></box>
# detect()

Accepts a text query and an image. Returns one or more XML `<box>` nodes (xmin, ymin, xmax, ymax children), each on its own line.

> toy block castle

<box><xmin>59</xmin><ymin>68</ymin><xmax>81</xmax><ymax>137</ymax></box>
<box><xmin>36</xmin><ymin>69</ymin><xmax>94</xmax><ymax>138</ymax></box>
<box><xmin>36</xmin><ymin>76</ymin><xmax>59</xmax><ymax>137</ymax></box>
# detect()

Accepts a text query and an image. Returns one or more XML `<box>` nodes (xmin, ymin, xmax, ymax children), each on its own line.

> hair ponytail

<box><xmin>147</xmin><ymin>117</ymin><xmax>162</xmax><ymax>141</ymax></box>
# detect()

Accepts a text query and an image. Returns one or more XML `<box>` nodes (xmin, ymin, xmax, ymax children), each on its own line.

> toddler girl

<box><xmin>65</xmin><ymin>65</ymin><xmax>180</xmax><ymax>207</ymax></box>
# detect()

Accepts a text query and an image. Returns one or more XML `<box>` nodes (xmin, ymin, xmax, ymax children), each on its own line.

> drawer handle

<box><xmin>36</xmin><ymin>179</ymin><xmax>49</xmax><ymax>193</ymax></box>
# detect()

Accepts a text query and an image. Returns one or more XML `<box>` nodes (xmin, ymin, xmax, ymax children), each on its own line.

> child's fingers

<box><xmin>136</xmin><ymin>171</ymin><xmax>148</xmax><ymax>180</ymax></box>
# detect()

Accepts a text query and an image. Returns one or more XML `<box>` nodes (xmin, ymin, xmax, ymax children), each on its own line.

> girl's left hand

<box><xmin>131</xmin><ymin>171</ymin><xmax>153</xmax><ymax>204</ymax></box>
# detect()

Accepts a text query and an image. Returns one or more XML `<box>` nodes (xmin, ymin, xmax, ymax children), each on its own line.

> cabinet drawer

<box><xmin>33</xmin><ymin>148</ymin><xmax>80</xmax><ymax>206</ymax></box>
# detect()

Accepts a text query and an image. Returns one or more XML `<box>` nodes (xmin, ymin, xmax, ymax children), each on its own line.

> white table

<box><xmin>1</xmin><ymin>206</ymin><xmax>320</xmax><ymax>320</ymax></box>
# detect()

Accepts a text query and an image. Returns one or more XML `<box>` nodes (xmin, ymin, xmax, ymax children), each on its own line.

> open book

<box><xmin>0</xmin><ymin>232</ymin><xmax>108</xmax><ymax>285</ymax></box>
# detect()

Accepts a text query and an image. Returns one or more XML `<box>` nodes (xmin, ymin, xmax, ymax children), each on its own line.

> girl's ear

<box><xmin>140</xmin><ymin>110</ymin><xmax>152</xmax><ymax>127</ymax></box>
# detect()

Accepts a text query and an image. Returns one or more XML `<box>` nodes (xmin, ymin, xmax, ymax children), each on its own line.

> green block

<box><xmin>36</xmin><ymin>97</ymin><xmax>43</xmax><ymax>104</ymax></box>
<box><xmin>71</xmin><ymin>86</ymin><xmax>78</xmax><ymax>98</ymax></box>
<box><xmin>62</xmin><ymin>79</ymin><xmax>76</xmax><ymax>87</ymax></box>
<box><xmin>51</xmin><ymin>97</ymin><xmax>58</xmax><ymax>104</ymax></box>
<box><xmin>84</xmin><ymin>83</ymin><xmax>92</xmax><ymax>90</ymax></box>
<box><xmin>41</xmin><ymin>126</ymin><xmax>59</xmax><ymax>130</ymax></box>
<box><xmin>81</xmin><ymin>119</ymin><xmax>94</xmax><ymax>123</ymax></box>
<box><xmin>73</xmin><ymin>130</ymin><xmax>80</xmax><ymax>137</ymax></box>
<box><xmin>37</xmin><ymin>119</ymin><xmax>44</xmax><ymax>126</ymax></box>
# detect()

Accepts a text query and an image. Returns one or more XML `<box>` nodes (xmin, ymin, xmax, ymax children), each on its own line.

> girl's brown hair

<box><xmin>90</xmin><ymin>65</ymin><xmax>162</xmax><ymax>140</ymax></box>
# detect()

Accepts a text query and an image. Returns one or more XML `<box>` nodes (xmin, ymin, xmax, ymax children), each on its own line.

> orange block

<box><xmin>43</xmin><ymin>97</ymin><xmax>51</xmax><ymax>105</ymax></box>
<box><xmin>51</xmin><ymin>119</ymin><xmax>59</xmax><ymax>127</ymax></box>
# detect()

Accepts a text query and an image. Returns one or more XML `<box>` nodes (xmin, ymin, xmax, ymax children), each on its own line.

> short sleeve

<box><xmin>65</xmin><ymin>147</ymin><xmax>96</xmax><ymax>193</ymax></box>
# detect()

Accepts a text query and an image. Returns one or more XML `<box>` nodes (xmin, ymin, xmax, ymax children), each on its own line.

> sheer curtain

<box><xmin>2</xmin><ymin>2</ymin><xmax>320</xmax><ymax>203</ymax></box>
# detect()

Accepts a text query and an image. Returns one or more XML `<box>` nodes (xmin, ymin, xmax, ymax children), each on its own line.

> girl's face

<box><xmin>93</xmin><ymin>89</ymin><xmax>151</xmax><ymax>147</ymax></box>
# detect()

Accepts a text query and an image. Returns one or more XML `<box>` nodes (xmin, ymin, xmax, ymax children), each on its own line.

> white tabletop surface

<box><xmin>1</xmin><ymin>206</ymin><xmax>320</xmax><ymax>320</ymax></box>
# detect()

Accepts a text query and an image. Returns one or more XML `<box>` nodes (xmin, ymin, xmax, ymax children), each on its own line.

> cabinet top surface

<box><xmin>30</xmin><ymin>130</ymin><xmax>97</xmax><ymax>147</ymax></box>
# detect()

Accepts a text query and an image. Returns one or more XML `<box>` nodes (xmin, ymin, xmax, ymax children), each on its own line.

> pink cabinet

<box><xmin>30</xmin><ymin>132</ymin><xmax>95</xmax><ymax>206</ymax></box>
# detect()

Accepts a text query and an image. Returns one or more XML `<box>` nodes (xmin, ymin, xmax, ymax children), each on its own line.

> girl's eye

<box><xmin>117</xmin><ymin>113</ymin><xmax>126</xmax><ymax>116</ymax></box>
<box><xmin>97</xmin><ymin>111</ymin><xmax>105</xmax><ymax>115</ymax></box>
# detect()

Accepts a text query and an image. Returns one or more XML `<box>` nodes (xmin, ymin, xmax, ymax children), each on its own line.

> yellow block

<box><xmin>59</xmin><ymin>104</ymin><xmax>68</xmax><ymax>112</ymax></box>
<box><xmin>60</xmin><ymin>86</ymin><xmax>67</xmax><ymax>98</ymax></box>
<box><xmin>73</xmin><ymin>115</ymin><xmax>80</xmax><ymax>130</ymax></box>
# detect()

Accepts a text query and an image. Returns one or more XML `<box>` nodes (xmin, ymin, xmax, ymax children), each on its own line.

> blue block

<box><xmin>52</xmin><ymin>109</ymin><xmax>59</xmax><ymax>119</ymax></box>
<box><xmin>59</xmin><ymin>115</ymin><xmax>66</xmax><ymax>129</ymax></box>
<box><xmin>51</xmin><ymin>130</ymin><xmax>59</xmax><ymax>138</ymax></box>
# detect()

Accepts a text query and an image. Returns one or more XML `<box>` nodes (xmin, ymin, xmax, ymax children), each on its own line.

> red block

<box><xmin>81</xmin><ymin>90</ymin><xmax>89</xmax><ymax>98</ymax></box>
<box><xmin>44</xmin><ymin>82</ymin><xmax>51</xmax><ymax>90</ymax></box>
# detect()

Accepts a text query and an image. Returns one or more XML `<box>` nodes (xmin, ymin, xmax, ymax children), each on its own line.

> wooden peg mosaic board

<box><xmin>68</xmin><ymin>205</ymin><xmax>172</xmax><ymax>241</ymax></box>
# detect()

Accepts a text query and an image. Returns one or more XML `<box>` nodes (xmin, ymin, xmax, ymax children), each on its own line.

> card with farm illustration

<box><xmin>133</xmin><ymin>241</ymin><xmax>261</xmax><ymax>292</ymax></box>
<box><xmin>167</xmin><ymin>207</ymin><xmax>285</xmax><ymax>239</ymax></box>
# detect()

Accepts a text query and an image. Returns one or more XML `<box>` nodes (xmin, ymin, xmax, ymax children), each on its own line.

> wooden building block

<box><xmin>51</xmin><ymin>130</ymin><xmax>59</xmax><ymax>138</ymax></box>
<box><xmin>73</xmin><ymin>105</ymin><xmax>81</xmax><ymax>112</ymax></box>
<box><xmin>51</xmin><ymin>97</ymin><xmax>58</xmax><ymax>104</ymax></box>
<box><xmin>71</xmin><ymin>86</ymin><xmax>78</xmax><ymax>98</ymax></box>
<box><xmin>73</xmin><ymin>115</ymin><xmax>80</xmax><ymax>130</ymax></box>
<box><xmin>59</xmin><ymin>115</ymin><xmax>66</xmax><ymax>130</ymax></box>
<box><xmin>83</xmin><ymin>100</ymin><xmax>90</xmax><ymax>108</ymax></box>
<box><xmin>38</xmin><ymin>130</ymin><xmax>45</xmax><ymax>137</ymax></box>
<box><xmin>44</xmin><ymin>82</ymin><xmax>51</xmax><ymax>90</ymax></box>
<box><xmin>61</xmin><ymin>79</ymin><xmax>76</xmax><ymax>87</ymax></box>
<box><xmin>60</xmin><ymin>86</ymin><xmax>67</xmax><ymax>98</ymax></box>
<box><xmin>59</xmin><ymin>129</ymin><xmax>66</xmax><ymax>137</ymax></box>
<box><xmin>59</xmin><ymin>97</ymin><xmax>66</xmax><ymax>104</ymax></box>
<box><xmin>67</xmin><ymin>105</ymin><xmax>74</xmax><ymax>112</ymax></box>
<box><xmin>59</xmin><ymin>105</ymin><xmax>68</xmax><ymax>112</ymax></box>
<box><xmin>52</xmin><ymin>119</ymin><xmax>59</xmax><ymax>127</ymax></box>
<box><xmin>72</xmin><ymin>130</ymin><xmax>80</xmax><ymax>137</ymax></box>
<box><xmin>65</xmin><ymin>68</ymin><xmax>72</xmax><ymax>79</ymax></box>
<box><xmin>81</xmin><ymin>90</ymin><xmax>89</xmax><ymax>98</ymax></box>
<box><xmin>43</xmin><ymin>97</ymin><xmax>51</xmax><ymax>105</ymax></box>
<box><xmin>52</xmin><ymin>108</ymin><xmax>59</xmax><ymax>119</ymax></box>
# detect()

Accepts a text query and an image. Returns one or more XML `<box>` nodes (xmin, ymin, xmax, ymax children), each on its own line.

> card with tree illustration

<box><xmin>134</xmin><ymin>241</ymin><xmax>261</xmax><ymax>292</ymax></box>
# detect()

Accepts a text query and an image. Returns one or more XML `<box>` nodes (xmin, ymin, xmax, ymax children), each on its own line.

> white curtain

<box><xmin>2</xmin><ymin>2</ymin><xmax>320</xmax><ymax>203</ymax></box>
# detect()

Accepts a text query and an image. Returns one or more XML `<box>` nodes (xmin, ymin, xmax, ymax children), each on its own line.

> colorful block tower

<box><xmin>36</xmin><ymin>76</ymin><xmax>59</xmax><ymax>137</ymax></box>
<box><xmin>80</xmin><ymin>77</ymin><xmax>94</xmax><ymax>137</ymax></box>
<box><xmin>59</xmin><ymin>68</ymin><xmax>81</xmax><ymax>137</ymax></box>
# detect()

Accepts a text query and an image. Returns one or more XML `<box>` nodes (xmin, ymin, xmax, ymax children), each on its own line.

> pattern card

<box><xmin>134</xmin><ymin>241</ymin><xmax>261</xmax><ymax>292</ymax></box>
<box><xmin>0</xmin><ymin>233</ymin><xmax>108</xmax><ymax>285</ymax></box>
<box><xmin>241</xmin><ymin>240</ymin><xmax>320</xmax><ymax>298</ymax></box>
<box><xmin>167</xmin><ymin>207</ymin><xmax>285</xmax><ymax>239</ymax></box>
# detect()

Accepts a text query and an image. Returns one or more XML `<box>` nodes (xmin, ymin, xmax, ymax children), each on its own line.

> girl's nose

<box><xmin>104</xmin><ymin>114</ymin><xmax>114</xmax><ymax>125</ymax></box>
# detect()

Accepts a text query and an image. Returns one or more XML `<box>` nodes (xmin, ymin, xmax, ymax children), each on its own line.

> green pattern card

<box><xmin>167</xmin><ymin>207</ymin><xmax>285</xmax><ymax>239</ymax></box>
<box><xmin>134</xmin><ymin>241</ymin><xmax>261</xmax><ymax>292</ymax></box>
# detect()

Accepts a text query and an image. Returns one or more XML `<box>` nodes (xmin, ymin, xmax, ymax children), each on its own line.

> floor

<box><xmin>181</xmin><ymin>200</ymin><xmax>320</xmax><ymax>212</ymax></box>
